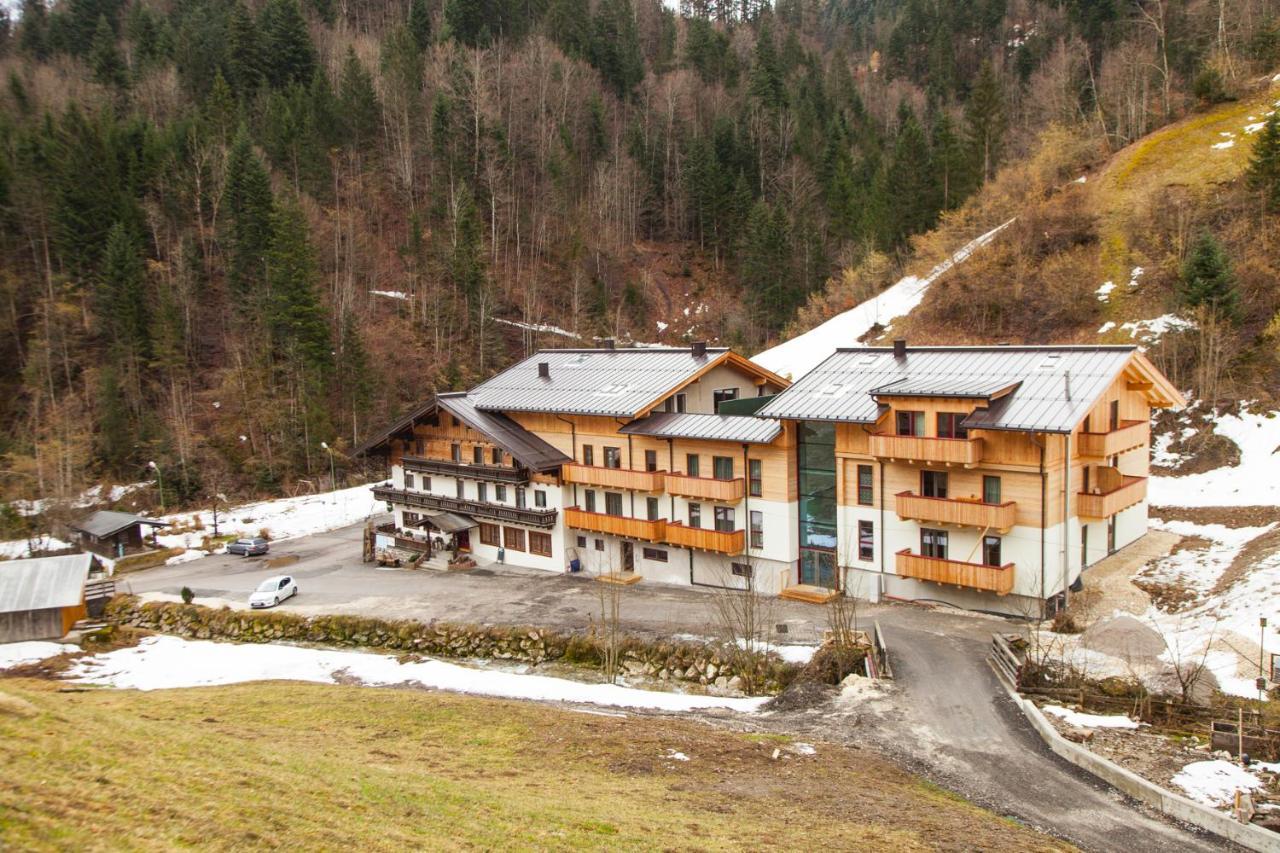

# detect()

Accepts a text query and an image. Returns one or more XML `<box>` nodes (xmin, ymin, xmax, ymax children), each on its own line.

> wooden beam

<box><xmin>1126</xmin><ymin>380</ymin><xmax>1153</xmax><ymax>392</ymax></box>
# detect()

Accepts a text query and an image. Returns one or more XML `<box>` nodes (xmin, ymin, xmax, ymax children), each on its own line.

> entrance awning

<box><xmin>419</xmin><ymin>511</ymin><xmax>477</xmax><ymax>534</ymax></box>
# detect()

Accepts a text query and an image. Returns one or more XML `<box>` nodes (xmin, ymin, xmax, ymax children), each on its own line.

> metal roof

<box><xmin>758</xmin><ymin>346</ymin><xmax>1145</xmax><ymax>433</ymax></box>
<box><xmin>618</xmin><ymin>412</ymin><xmax>783</xmax><ymax>444</ymax></box>
<box><xmin>467</xmin><ymin>348</ymin><xmax>730</xmax><ymax>417</ymax></box>
<box><xmin>419</xmin><ymin>511</ymin><xmax>476</xmax><ymax>534</ymax></box>
<box><xmin>0</xmin><ymin>553</ymin><xmax>92</xmax><ymax>614</ymax></box>
<box><xmin>70</xmin><ymin>510</ymin><xmax>168</xmax><ymax>539</ymax></box>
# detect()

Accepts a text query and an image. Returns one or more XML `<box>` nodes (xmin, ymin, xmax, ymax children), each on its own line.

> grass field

<box><xmin>0</xmin><ymin>678</ymin><xmax>1068</xmax><ymax>851</ymax></box>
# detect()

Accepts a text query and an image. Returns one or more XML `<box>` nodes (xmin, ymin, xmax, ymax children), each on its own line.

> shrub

<box><xmin>1191</xmin><ymin>67</ymin><xmax>1230</xmax><ymax>105</ymax></box>
<box><xmin>180</xmin><ymin>586</ymin><xmax>195</xmax><ymax>604</ymax></box>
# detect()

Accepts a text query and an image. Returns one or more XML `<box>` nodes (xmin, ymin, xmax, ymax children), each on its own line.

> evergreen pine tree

<box><xmin>336</xmin><ymin>311</ymin><xmax>373</xmax><ymax>439</ymax></box>
<box><xmin>89</xmin><ymin>14</ymin><xmax>125</xmax><ymax>89</ymax></box>
<box><xmin>226</xmin><ymin>2</ymin><xmax>264</xmax><ymax>98</ymax></box>
<box><xmin>98</xmin><ymin>221</ymin><xmax>150</xmax><ymax>358</ymax></box>
<box><xmin>204</xmin><ymin>71</ymin><xmax>238</xmax><ymax>140</ymax></box>
<box><xmin>19</xmin><ymin>0</ymin><xmax>49</xmax><ymax>60</ymax></box>
<box><xmin>408</xmin><ymin>0</ymin><xmax>432</xmax><ymax>50</ymax></box>
<box><xmin>884</xmin><ymin>110</ymin><xmax>938</xmax><ymax>245</ymax></box>
<box><xmin>339</xmin><ymin>48</ymin><xmax>380</xmax><ymax>151</ymax></box>
<box><xmin>444</xmin><ymin>0</ymin><xmax>488</xmax><ymax>47</ymax></box>
<box><xmin>965</xmin><ymin>60</ymin><xmax>1006</xmax><ymax>184</ymax></box>
<box><xmin>267</xmin><ymin>197</ymin><xmax>332</xmax><ymax>374</ymax></box>
<box><xmin>930</xmin><ymin>110</ymin><xmax>970</xmax><ymax>210</ymax></box>
<box><xmin>95</xmin><ymin>364</ymin><xmax>134</xmax><ymax>476</ymax></box>
<box><xmin>739</xmin><ymin>199</ymin><xmax>792</xmax><ymax>323</ymax></box>
<box><xmin>223</xmin><ymin>126</ymin><xmax>275</xmax><ymax>298</ymax></box>
<box><xmin>589</xmin><ymin>0</ymin><xmax>644</xmax><ymax>99</ymax></box>
<box><xmin>260</xmin><ymin>0</ymin><xmax>315</xmax><ymax>89</ymax></box>
<box><xmin>1245</xmin><ymin>112</ymin><xmax>1280</xmax><ymax>213</ymax></box>
<box><xmin>546</xmin><ymin>0</ymin><xmax>590</xmax><ymax>60</ymax></box>
<box><xmin>747</xmin><ymin>17</ymin><xmax>784</xmax><ymax>110</ymax></box>
<box><xmin>1180</xmin><ymin>232</ymin><xmax>1241</xmax><ymax>323</ymax></box>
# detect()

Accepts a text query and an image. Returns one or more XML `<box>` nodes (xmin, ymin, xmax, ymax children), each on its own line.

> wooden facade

<box><xmin>664</xmin><ymin>473</ymin><xmax>746</xmax><ymax>502</ymax></box>
<box><xmin>894</xmin><ymin>491</ymin><xmax>1018</xmax><ymax>532</ymax></box>
<box><xmin>895</xmin><ymin>549</ymin><xmax>1016</xmax><ymax>595</ymax></box>
<box><xmin>564</xmin><ymin>508</ymin><xmax>666</xmax><ymax>541</ymax></box>
<box><xmin>663</xmin><ymin>523</ymin><xmax>744</xmax><ymax>554</ymax></box>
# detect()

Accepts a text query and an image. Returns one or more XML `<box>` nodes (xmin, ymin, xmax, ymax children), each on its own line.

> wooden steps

<box><xmin>596</xmin><ymin>572</ymin><xmax>643</xmax><ymax>586</ymax></box>
<box><xmin>778</xmin><ymin>584</ymin><xmax>840</xmax><ymax>605</ymax></box>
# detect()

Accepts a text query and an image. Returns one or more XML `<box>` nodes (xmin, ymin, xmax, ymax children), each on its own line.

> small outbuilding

<box><xmin>0</xmin><ymin>553</ymin><xmax>97</xmax><ymax>642</ymax></box>
<box><xmin>68</xmin><ymin>510</ymin><xmax>169</xmax><ymax>559</ymax></box>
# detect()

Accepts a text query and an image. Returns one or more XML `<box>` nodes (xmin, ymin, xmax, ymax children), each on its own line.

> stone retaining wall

<box><xmin>104</xmin><ymin>596</ymin><xmax>798</xmax><ymax>695</ymax></box>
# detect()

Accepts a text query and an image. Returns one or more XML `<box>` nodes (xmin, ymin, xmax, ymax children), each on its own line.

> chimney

<box><xmin>603</xmin><ymin>338</ymin><xmax>616</xmax><ymax>350</ymax></box>
<box><xmin>537</xmin><ymin>362</ymin><xmax>550</xmax><ymax>379</ymax></box>
<box><xmin>892</xmin><ymin>338</ymin><xmax>907</xmax><ymax>360</ymax></box>
<box><xmin>691</xmin><ymin>340</ymin><xmax>707</xmax><ymax>358</ymax></box>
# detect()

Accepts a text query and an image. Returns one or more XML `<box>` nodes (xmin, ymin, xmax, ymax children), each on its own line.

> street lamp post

<box><xmin>212</xmin><ymin>492</ymin><xmax>227</xmax><ymax>537</ymax></box>
<box><xmin>148</xmin><ymin>460</ymin><xmax>164</xmax><ymax>514</ymax></box>
<box><xmin>320</xmin><ymin>442</ymin><xmax>337</xmax><ymax>503</ymax></box>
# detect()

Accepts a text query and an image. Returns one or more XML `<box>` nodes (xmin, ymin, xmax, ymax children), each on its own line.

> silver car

<box><xmin>227</xmin><ymin>537</ymin><xmax>269</xmax><ymax>556</ymax></box>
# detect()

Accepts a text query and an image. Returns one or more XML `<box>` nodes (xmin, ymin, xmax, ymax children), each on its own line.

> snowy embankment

<box><xmin>1172</xmin><ymin>759</ymin><xmax>1280</xmax><ymax>808</ymax></box>
<box><xmin>50</xmin><ymin>635</ymin><xmax>768</xmax><ymax>713</ymax></box>
<box><xmin>752</xmin><ymin>218</ymin><xmax>1016</xmax><ymax>378</ymax></box>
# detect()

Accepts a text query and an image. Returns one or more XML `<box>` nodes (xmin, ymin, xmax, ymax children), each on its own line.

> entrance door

<box><xmin>621</xmin><ymin>541</ymin><xmax>635</xmax><ymax>573</ymax></box>
<box><xmin>1106</xmin><ymin>516</ymin><xmax>1117</xmax><ymax>554</ymax></box>
<box><xmin>456</xmin><ymin>530</ymin><xmax>471</xmax><ymax>552</ymax></box>
<box><xmin>799</xmin><ymin>550</ymin><xmax>836</xmax><ymax>589</ymax></box>
<box><xmin>1081</xmin><ymin>525</ymin><xmax>1089</xmax><ymax>570</ymax></box>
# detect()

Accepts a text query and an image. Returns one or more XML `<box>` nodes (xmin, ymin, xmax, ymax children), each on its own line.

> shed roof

<box><xmin>69</xmin><ymin>510</ymin><xmax>168</xmax><ymax>539</ymax></box>
<box><xmin>758</xmin><ymin>346</ymin><xmax>1182</xmax><ymax>432</ymax></box>
<box><xmin>0</xmin><ymin>553</ymin><xmax>93</xmax><ymax>614</ymax></box>
<box><xmin>618</xmin><ymin>412</ymin><xmax>783</xmax><ymax>444</ymax></box>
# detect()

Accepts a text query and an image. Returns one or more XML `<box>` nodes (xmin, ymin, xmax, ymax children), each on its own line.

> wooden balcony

<box><xmin>894</xmin><ymin>492</ymin><xmax>1017</xmax><ymax>532</ymax></box>
<box><xmin>664</xmin><ymin>473</ymin><xmax>745</xmax><ymax>502</ymax></box>
<box><xmin>1077</xmin><ymin>476</ymin><xmax>1148</xmax><ymax>520</ymax></box>
<box><xmin>564</xmin><ymin>507</ymin><xmax>667</xmax><ymax>542</ymax></box>
<box><xmin>1078</xmin><ymin>420</ymin><xmax>1149</xmax><ymax>457</ymax></box>
<box><xmin>895</xmin><ymin>549</ymin><xmax>1015</xmax><ymax>595</ymax></box>
<box><xmin>869</xmin><ymin>433</ymin><xmax>984</xmax><ymax>466</ymax></box>
<box><xmin>371</xmin><ymin>486</ymin><xmax>558</xmax><ymax>529</ymax></box>
<box><xmin>561</xmin><ymin>463</ymin><xmax>665</xmax><ymax>493</ymax></box>
<box><xmin>664</xmin><ymin>523</ymin><xmax>745</xmax><ymax>555</ymax></box>
<box><xmin>402</xmin><ymin>455</ymin><xmax>529</xmax><ymax>484</ymax></box>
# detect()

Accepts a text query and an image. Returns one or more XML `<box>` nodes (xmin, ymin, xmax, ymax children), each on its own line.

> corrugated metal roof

<box><xmin>0</xmin><ymin>553</ymin><xmax>92</xmax><ymax>614</ymax></box>
<box><xmin>434</xmin><ymin>394</ymin><xmax>572</xmax><ymax>471</ymax></box>
<box><xmin>70</xmin><ymin>510</ymin><xmax>168</xmax><ymax>538</ymax></box>
<box><xmin>758</xmin><ymin>346</ymin><xmax>1140</xmax><ymax>433</ymax></box>
<box><xmin>468</xmin><ymin>348</ymin><xmax>729</xmax><ymax>417</ymax></box>
<box><xmin>619</xmin><ymin>412</ymin><xmax>782</xmax><ymax>444</ymax></box>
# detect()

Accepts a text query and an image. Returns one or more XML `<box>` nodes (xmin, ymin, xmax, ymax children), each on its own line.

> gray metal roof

<box><xmin>758</xmin><ymin>346</ymin><xmax>1141</xmax><ymax>433</ymax></box>
<box><xmin>70</xmin><ymin>510</ymin><xmax>168</xmax><ymax>538</ymax></box>
<box><xmin>467</xmin><ymin>348</ymin><xmax>729</xmax><ymax>417</ymax></box>
<box><xmin>0</xmin><ymin>553</ymin><xmax>92</xmax><ymax>614</ymax></box>
<box><xmin>618</xmin><ymin>412</ymin><xmax>782</xmax><ymax>444</ymax></box>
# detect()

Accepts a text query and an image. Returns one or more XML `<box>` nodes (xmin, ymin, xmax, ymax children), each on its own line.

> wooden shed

<box><xmin>69</xmin><ymin>510</ymin><xmax>169</xmax><ymax>559</ymax></box>
<box><xmin>0</xmin><ymin>553</ymin><xmax>96</xmax><ymax>642</ymax></box>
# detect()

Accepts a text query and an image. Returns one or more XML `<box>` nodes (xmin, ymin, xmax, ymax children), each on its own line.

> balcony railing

<box><xmin>1078</xmin><ymin>420</ymin><xmax>1149</xmax><ymax>458</ymax></box>
<box><xmin>1077</xmin><ymin>476</ymin><xmax>1148</xmax><ymax>520</ymax></box>
<box><xmin>895</xmin><ymin>549</ymin><xmax>1015</xmax><ymax>595</ymax></box>
<box><xmin>371</xmin><ymin>486</ymin><xmax>558</xmax><ymax>529</ymax></box>
<box><xmin>664</xmin><ymin>473</ymin><xmax>745</xmax><ymax>502</ymax></box>
<box><xmin>894</xmin><ymin>492</ymin><xmax>1017</xmax><ymax>532</ymax></box>
<box><xmin>869</xmin><ymin>433</ymin><xmax>984</xmax><ymax>466</ymax></box>
<box><xmin>664</xmin><ymin>523</ymin><xmax>744</xmax><ymax>555</ymax></box>
<box><xmin>561</xmin><ymin>463</ymin><xmax>665</xmax><ymax>493</ymax></box>
<box><xmin>564</xmin><ymin>507</ymin><xmax>667</xmax><ymax>541</ymax></box>
<box><xmin>401</xmin><ymin>455</ymin><xmax>529</xmax><ymax>484</ymax></box>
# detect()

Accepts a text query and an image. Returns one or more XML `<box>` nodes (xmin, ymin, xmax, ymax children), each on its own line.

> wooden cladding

<box><xmin>372</xmin><ymin>486</ymin><xmax>557</xmax><ymax>528</ymax></box>
<box><xmin>664</xmin><ymin>473</ymin><xmax>745</xmax><ymax>502</ymax></box>
<box><xmin>664</xmin><ymin>523</ymin><xmax>744</xmax><ymax>555</ymax></box>
<box><xmin>402</xmin><ymin>455</ymin><xmax>528</xmax><ymax>484</ymax></box>
<box><xmin>564</xmin><ymin>508</ymin><xmax>667</xmax><ymax>542</ymax></box>
<box><xmin>1077</xmin><ymin>476</ymin><xmax>1147</xmax><ymax>519</ymax></box>
<box><xmin>1077</xmin><ymin>420</ymin><xmax>1149</xmax><ymax>458</ymax></box>
<box><xmin>561</xmin><ymin>463</ymin><xmax>665</xmax><ymax>493</ymax></box>
<box><xmin>895</xmin><ymin>549</ymin><xmax>1015</xmax><ymax>595</ymax></box>
<box><xmin>894</xmin><ymin>492</ymin><xmax>1017</xmax><ymax>532</ymax></box>
<box><xmin>869</xmin><ymin>433</ymin><xmax>984</xmax><ymax>466</ymax></box>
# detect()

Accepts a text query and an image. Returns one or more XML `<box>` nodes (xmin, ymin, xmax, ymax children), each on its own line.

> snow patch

<box><xmin>1245</xmin><ymin>121</ymin><xmax>1267</xmax><ymax>134</ymax></box>
<box><xmin>1211</xmin><ymin>140</ymin><xmax>1235</xmax><ymax>150</ymax></box>
<box><xmin>1097</xmin><ymin>321</ymin><xmax>1117</xmax><ymax>334</ymax></box>
<box><xmin>0</xmin><ymin>534</ymin><xmax>74</xmax><ymax>560</ymax></box>
<box><xmin>655</xmin><ymin>321</ymin><xmax>669</xmax><ymax>332</ymax></box>
<box><xmin>369</xmin><ymin>290</ymin><xmax>409</xmax><ymax>301</ymax></box>
<box><xmin>0</xmin><ymin>641</ymin><xmax>78</xmax><ymax>669</ymax></box>
<box><xmin>1119</xmin><ymin>314</ymin><xmax>1194</xmax><ymax>345</ymax></box>
<box><xmin>1095</xmin><ymin>281</ymin><xmax>1116</xmax><ymax>301</ymax></box>
<box><xmin>154</xmin><ymin>483</ymin><xmax>381</xmax><ymax>548</ymax></box>
<box><xmin>165</xmin><ymin>549</ymin><xmax>208</xmax><ymax>566</ymax></box>
<box><xmin>1148</xmin><ymin>409</ymin><xmax>1280</xmax><ymax>507</ymax></box>
<box><xmin>492</xmin><ymin>318</ymin><xmax>580</xmax><ymax>340</ymax></box>
<box><xmin>1042</xmin><ymin>705</ymin><xmax>1140</xmax><ymax>729</ymax></box>
<box><xmin>1172</xmin><ymin>760</ymin><xmax>1266</xmax><ymax>808</ymax></box>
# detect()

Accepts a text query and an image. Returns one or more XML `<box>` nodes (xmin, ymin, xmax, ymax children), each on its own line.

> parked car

<box><xmin>249</xmin><ymin>575</ymin><xmax>298</xmax><ymax>609</ymax></box>
<box><xmin>227</xmin><ymin>537</ymin><xmax>269</xmax><ymax>557</ymax></box>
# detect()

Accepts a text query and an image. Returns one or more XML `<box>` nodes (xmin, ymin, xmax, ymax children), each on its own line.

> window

<box><xmin>473</xmin><ymin>446</ymin><xmax>483</xmax><ymax>464</ymax></box>
<box><xmin>858</xmin><ymin>520</ymin><xmax>874</xmax><ymax>561</ymax></box>
<box><xmin>583</xmin><ymin>445</ymin><xmax>594</xmax><ymax>466</ymax></box>
<box><xmin>646</xmin><ymin>497</ymin><xmax>660</xmax><ymax>521</ymax></box>
<box><xmin>495</xmin><ymin>484</ymin><xmax>507</xmax><ymax>502</ymax></box>
<box><xmin>712</xmin><ymin>456</ymin><xmax>734</xmax><ymax>480</ymax></box>
<box><xmin>403</xmin><ymin>512</ymin><xmax>420</xmax><ymax>527</ymax></box>
<box><xmin>731</xmin><ymin>562</ymin><xmax>752</xmax><ymax>578</ymax></box>
<box><xmin>674</xmin><ymin>392</ymin><xmax>687</xmax><ymax>413</ymax></box>
<box><xmin>405</xmin><ymin>473</ymin><xmax>415</xmax><ymax>490</ymax></box>
<box><xmin>797</xmin><ymin>420</ymin><xmax>838</xmax><ymax>589</ymax></box>
<box><xmin>921</xmin><ymin>470</ymin><xmax>948</xmax><ymax>499</ymax></box>
<box><xmin>605</xmin><ymin>492</ymin><xmax>623</xmax><ymax>516</ymax></box>
<box><xmin>856</xmin><ymin>465</ymin><xmax>873</xmax><ymax>506</ymax></box>
<box><xmin>1109</xmin><ymin>399</ymin><xmax>1120</xmax><ymax>430</ymax></box>
<box><xmin>689</xmin><ymin>503</ymin><xmax>701</xmax><ymax>528</ymax></box>
<box><xmin>642</xmin><ymin>547</ymin><xmax>668</xmax><ymax>562</ymax></box>
<box><xmin>530</xmin><ymin>531</ymin><xmax>552</xmax><ymax>557</ymax></box>
<box><xmin>479</xmin><ymin>522</ymin><xmax>501</xmax><ymax>546</ymax></box>
<box><xmin>603</xmin><ymin>447</ymin><xmax>622</xmax><ymax>469</ymax></box>
<box><xmin>455</xmin><ymin>479</ymin><xmax>465</xmax><ymax>499</ymax></box>
<box><xmin>983</xmin><ymin>476</ymin><xmax>1002</xmax><ymax>504</ymax></box>
<box><xmin>685</xmin><ymin>453</ymin><xmax>700</xmax><ymax>477</ymax></box>
<box><xmin>492</xmin><ymin>448</ymin><xmax>502</xmax><ymax>465</ymax></box>
<box><xmin>713</xmin><ymin>388</ymin><xmax>739</xmax><ymax>412</ymax></box>
<box><xmin>982</xmin><ymin>535</ymin><xmax>1002</xmax><ymax>567</ymax></box>
<box><xmin>451</xmin><ymin>443</ymin><xmax>461</xmax><ymax>462</ymax></box>
<box><xmin>584</xmin><ymin>490</ymin><xmax>597</xmax><ymax>512</ymax></box>
<box><xmin>921</xmin><ymin>528</ymin><xmax>948</xmax><ymax>559</ymax></box>
<box><xmin>644</xmin><ymin>449</ymin><xmax>658</xmax><ymax>472</ymax></box>
<box><xmin>937</xmin><ymin>413</ymin><xmax>969</xmax><ymax>439</ymax></box>
<box><xmin>748</xmin><ymin>459</ymin><xmax>763</xmax><ymax>496</ymax></box>
<box><xmin>534</xmin><ymin>490</ymin><xmax>547</xmax><ymax>508</ymax></box>
<box><xmin>515</xmin><ymin>487</ymin><xmax>526</xmax><ymax>509</ymax></box>
<box><xmin>477</xmin><ymin>482</ymin><xmax>487</xmax><ymax>503</ymax></box>
<box><xmin>504</xmin><ymin>527</ymin><xmax>526</xmax><ymax>552</ymax></box>
<box><xmin>423</xmin><ymin>476</ymin><xmax>431</xmax><ymax>492</ymax></box>
<box><xmin>415</xmin><ymin>439</ymin><xmax>424</xmax><ymax>456</ymax></box>
<box><xmin>750</xmin><ymin>510</ymin><xmax>764</xmax><ymax>548</ymax></box>
<box><xmin>895</xmin><ymin>411</ymin><xmax>924</xmax><ymax>436</ymax></box>
<box><xmin>594</xmin><ymin>538</ymin><xmax>604</xmax><ymax>551</ymax></box>
<box><xmin>714</xmin><ymin>506</ymin><xmax>735</xmax><ymax>533</ymax></box>
<box><xmin>576</xmin><ymin>535</ymin><xmax>587</xmax><ymax>548</ymax></box>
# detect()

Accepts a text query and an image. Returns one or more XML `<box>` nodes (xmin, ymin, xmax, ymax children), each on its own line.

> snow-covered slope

<box><xmin>752</xmin><ymin>218</ymin><xmax>1016</xmax><ymax>378</ymax></box>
